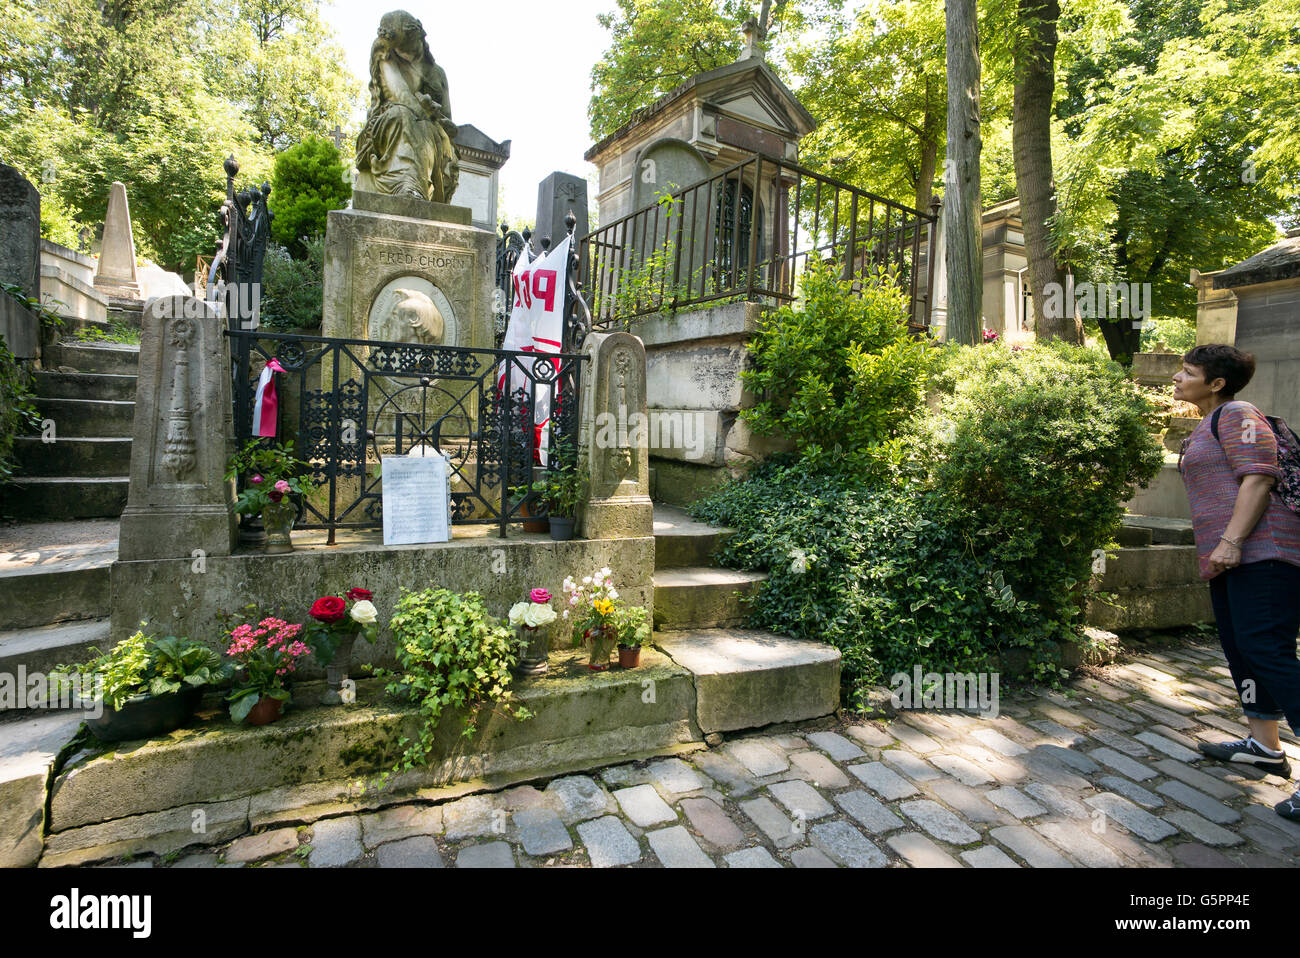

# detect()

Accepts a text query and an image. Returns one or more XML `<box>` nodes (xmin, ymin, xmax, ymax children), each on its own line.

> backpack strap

<box><xmin>1210</xmin><ymin>405</ymin><xmax>1224</xmax><ymax>442</ymax></box>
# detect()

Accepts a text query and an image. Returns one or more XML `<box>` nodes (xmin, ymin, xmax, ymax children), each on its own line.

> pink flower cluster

<box><xmin>227</xmin><ymin>617</ymin><xmax>303</xmax><ymax>656</ymax></box>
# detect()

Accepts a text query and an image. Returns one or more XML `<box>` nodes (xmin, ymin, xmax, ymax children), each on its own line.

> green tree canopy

<box><xmin>0</xmin><ymin>0</ymin><xmax>359</xmax><ymax>273</ymax></box>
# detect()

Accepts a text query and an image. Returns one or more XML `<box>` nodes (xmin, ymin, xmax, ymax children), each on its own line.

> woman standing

<box><xmin>1174</xmin><ymin>344</ymin><xmax>1300</xmax><ymax>820</ymax></box>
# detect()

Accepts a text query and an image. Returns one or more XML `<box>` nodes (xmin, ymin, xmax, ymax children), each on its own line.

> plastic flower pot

<box><xmin>548</xmin><ymin>516</ymin><xmax>575</xmax><ymax>541</ymax></box>
<box><xmin>85</xmin><ymin>687</ymin><xmax>203</xmax><ymax>743</ymax></box>
<box><xmin>618</xmin><ymin>645</ymin><xmax>641</xmax><ymax>669</ymax></box>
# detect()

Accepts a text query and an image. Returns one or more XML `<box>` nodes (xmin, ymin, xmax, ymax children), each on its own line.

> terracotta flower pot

<box><xmin>521</xmin><ymin>501</ymin><xmax>549</xmax><ymax>533</ymax></box>
<box><xmin>618</xmin><ymin>645</ymin><xmax>641</xmax><ymax>669</ymax></box>
<box><xmin>246</xmin><ymin>695</ymin><xmax>284</xmax><ymax>726</ymax></box>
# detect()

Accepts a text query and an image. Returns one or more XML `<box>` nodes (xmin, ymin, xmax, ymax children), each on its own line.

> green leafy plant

<box><xmin>73</xmin><ymin>319</ymin><xmax>141</xmax><ymax>345</ymax></box>
<box><xmin>270</xmin><ymin>137</ymin><xmax>351</xmax><ymax>258</ymax></box>
<box><xmin>616</xmin><ymin>605</ymin><xmax>649</xmax><ymax>649</ymax></box>
<box><xmin>0</xmin><ymin>334</ymin><xmax>39</xmax><ymax>487</ymax></box>
<box><xmin>52</xmin><ymin>628</ymin><xmax>233</xmax><ymax>712</ymax></box>
<box><xmin>373</xmin><ymin>589</ymin><xmax>532</xmax><ymax>783</ymax></box>
<box><xmin>260</xmin><ymin>236</ymin><xmax>325</xmax><ymax>331</ymax></box>
<box><xmin>739</xmin><ymin>259</ymin><xmax>931</xmax><ymax>478</ymax></box>
<box><xmin>225</xmin><ymin>439</ymin><xmax>312</xmax><ymax>515</ymax></box>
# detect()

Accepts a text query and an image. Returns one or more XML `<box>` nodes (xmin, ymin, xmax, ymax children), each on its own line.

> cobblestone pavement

<box><xmin>130</xmin><ymin>636</ymin><xmax>1300</xmax><ymax>869</ymax></box>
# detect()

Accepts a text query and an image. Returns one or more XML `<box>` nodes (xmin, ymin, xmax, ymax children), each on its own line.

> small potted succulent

<box><xmin>304</xmin><ymin>588</ymin><xmax>380</xmax><ymax>704</ymax></box>
<box><xmin>225</xmin><ymin>440</ymin><xmax>311</xmax><ymax>554</ymax></box>
<box><xmin>52</xmin><ymin>628</ymin><xmax>233</xmax><ymax>742</ymax></box>
<box><xmin>508</xmin><ymin>588</ymin><xmax>559</xmax><ymax>675</ymax></box>
<box><xmin>562</xmin><ymin>568</ymin><xmax>627</xmax><ymax>671</ymax></box>
<box><xmin>617</xmin><ymin>606</ymin><xmax>650</xmax><ymax>669</ymax></box>
<box><xmin>224</xmin><ymin>616</ymin><xmax>310</xmax><ymax>724</ymax></box>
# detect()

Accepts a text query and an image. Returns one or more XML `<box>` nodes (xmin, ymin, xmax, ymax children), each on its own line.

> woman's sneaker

<box><xmin>1276</xmin><ymin>790</ymin><xmax>1300</xmax><ymax>821</ymax></box>
<box><xmin>1198</xmin><ymin>737</ymin><xmax>1292</xmax><ymax>777</ymax></box>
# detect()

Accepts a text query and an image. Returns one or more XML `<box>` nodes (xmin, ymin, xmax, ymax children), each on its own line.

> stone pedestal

<box><xmin>118</xmin><ymin>296</ymin><xmax>237</xmax><ymax>561</ymax></box>
<box><xmin>93</xmin><ymin>181</ymin><xmax>140</xmax><ymax>299</ymax></box>
<box><xmin>578</xmin><ymin>332</ymin><xmax>653</xmax><ymax>540</ymax></box>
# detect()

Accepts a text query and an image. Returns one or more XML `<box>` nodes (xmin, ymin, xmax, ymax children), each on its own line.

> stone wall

<box><xmin>627</xmin><ymin>301</ymin><xmax>790</xmax><ymax>505</ymax></box>
<box><xmin>109</xmin><ymin>533</ymin><xmax>656</xmax><ymax>676</ymax></box>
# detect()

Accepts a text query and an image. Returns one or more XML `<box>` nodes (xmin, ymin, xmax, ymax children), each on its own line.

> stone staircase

<box><xmin>1</xmin><ymin>338</ymin><xmax>139</xmax><ymax>521</ymax></box>
<box><xmin>650</xmin><ymin>505</ymin><xmax>841</xmax><ymax>738</ymax></box>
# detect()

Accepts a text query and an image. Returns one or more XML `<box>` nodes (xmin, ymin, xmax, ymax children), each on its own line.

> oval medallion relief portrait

<box><xmin>368</xmin><ymin>275</ymin><xmax>458</xmax><ymax>346</ymax></box>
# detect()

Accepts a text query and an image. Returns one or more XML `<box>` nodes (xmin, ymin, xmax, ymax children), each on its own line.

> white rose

<box><xmin>508</xmin><ymin>602</ymin><xmax>530</xmax><ymax>627</ymax></box>
<box><xmin>349</xmin><ymin>600</ymin><xmax>379</xmax><ymax>625</ymax></box>
<box><xmin>523</xmin><ymin>603</ymin><xmax>557</xmax><ymax>628</ymax></box>
<box><xmin>608</xmin><ymin>589</ymin><xmax>619</xmax><ymax>600</ymax></box>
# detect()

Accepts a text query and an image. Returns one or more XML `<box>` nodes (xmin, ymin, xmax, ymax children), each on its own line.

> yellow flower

<box><xmin>593</xmin><ymin>599</ymin><xmax>614</xmax><ymax>616</ymax></box>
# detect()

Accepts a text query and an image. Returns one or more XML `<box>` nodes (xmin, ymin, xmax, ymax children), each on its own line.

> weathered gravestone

<box><xmin>118</xmin><ymin>296</ymin><xmax>237</xmax><ymax>561</ymax></box>
<box><xmin>535</xmin><ymin>172</ymin><xmax>588</xmax><ymax>251</ymax></box>
<box><xmin>0</xmin><ymin>164</ymin><xmax>40</xmax><ymax>298</ymax></box>
<box><xmin>578</xmin><ymin>331</ymin><xmax>653</xmax><ymax>540</ymax></box>
<box><xmin>0</xmin><ymin>165</ymin><xmax>40</xmax><ymax>358</ymax></box>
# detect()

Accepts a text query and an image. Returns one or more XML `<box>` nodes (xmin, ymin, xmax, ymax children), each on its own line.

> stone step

<box><xmin>654</xmin><ymin>629</ymin><xmax>841</xmax><ymax>736</ymax></box>
<box><xmin>1095</xmin><ymin>544</ymin><xmax>1200</xmax><ymax>591</ymax></box>
<box><xmin>34</xmin><ymin>398</ymin><xmax>135</xmax><ymax>438</ymax></box>
<box><xmin>1086</xmin><ymin>583</ymin><xmax>1215</xmax><ymax>632</ymax></box>
<box><xmin>14</xmin><ymin>436</ymin><xmax>132</xmax><ymax>477</ymax></box>
<box><xmin>653</xmin><ymin>566</ymin><xmax>766</xmax><ymax>630</ymax></box>
<box><xmin>0</xmin><ymin>477</ymin><xmax>129</xmax><ymax>520</ymax></box>
<box><xmin>652</xmin><ymin>503</ymin><xmax>732</xmax><ymax>569</ymax></box>
<box><xmin>0</xmin><ymin>619</ymin><xmax>111</xmax><ymax>706</ymax></box>
<box><xmin>33</xmin><ymin>371</ymin><xmax>138</xmax><ymax>402</ymax></box>
<box><xmin>0</xmin><ymin>520</ymin><xmax>117</xmax><ymax>630</ymax></box>
<box><xmin>37</xmin><ymin>647</ymin><xmax>702</xmax><ymax>854</ymax></box>
<box><xmin>0</xmin><ymin>712</ymin><xmax>87</xmax><ymax>866</ymax></box>
<box><xmin>1122</xmin><ymin>514</ymin><xmax>1196</xmax><ymax>546</ymax></box>
<box><xmin>52</xmin><ymin>342</ymin><xmax>140</xmax><ymax>375</ymax></box>
<box><xmin>1123</xmin><ymin>456</ymin><xmax>1189</xmax><ymax>521</ymax></box>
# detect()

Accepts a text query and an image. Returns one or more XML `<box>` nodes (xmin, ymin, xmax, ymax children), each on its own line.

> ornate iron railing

<box><xmin>226</xmin><ymin>329</ymin><xmax>586</xmax><ymax>542</ymax></box>
<box><xmin>581</xmin><ymin>151</ymin><xmax>940</xmax><ymax>333</ymax></box>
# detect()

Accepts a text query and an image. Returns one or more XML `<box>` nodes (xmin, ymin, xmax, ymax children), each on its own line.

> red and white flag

<box><xmin>497</xmin><ymin>235</ymin><xmax>570</xmax><ymax>466</ymax></box>
<box><xmin>252</xmin><ymin>358</ymin><xmax>285</xmax><ymax>438</ymax></box>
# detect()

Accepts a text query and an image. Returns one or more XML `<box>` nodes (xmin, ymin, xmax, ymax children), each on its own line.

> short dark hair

<box><xmin>1183</xmin><ymin>344</ymin><xmax>1256</xmax><ymax>397</ymax></box>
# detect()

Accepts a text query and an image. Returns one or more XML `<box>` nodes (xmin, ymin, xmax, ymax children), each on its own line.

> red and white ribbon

<box><xmin>252</xmin><ymin>358</ymin><xmax>286</xmax><ymax>438</ymax></box>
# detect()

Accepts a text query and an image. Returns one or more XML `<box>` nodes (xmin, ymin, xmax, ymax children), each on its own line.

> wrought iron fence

<box><xmin>580</xmin><ymin>152</ymin><xmax>940</xmax><ymax>333</ymax></box>
<box><xmin>226</xmin><ymin>329</ymin><xmax>586</xmax><ymax>542</ymax></box>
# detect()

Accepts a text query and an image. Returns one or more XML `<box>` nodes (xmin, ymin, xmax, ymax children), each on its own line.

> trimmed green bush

<box><xmin>270</xmin><ymin>137</ymin><xmax>350</xmax><ymax>258</ymax></box>
<box><xmin>740</xmin><ymin>260</ymin><xmax>931</xmax><ymax>478</ymax></box>
<box><xmin>691</xmin><ymin>340</ymin><xmax>1163</xmax><ymax>705</ymax></box>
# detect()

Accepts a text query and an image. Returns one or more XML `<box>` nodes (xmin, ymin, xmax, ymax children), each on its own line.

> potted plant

<box><xmin>52</xmin><ymin>629</ymin><xmax>233</xmax><ymax>742</ymax></box>
<box><xmin>616</xmin><ymin>606</ymin><xmax>650</xmax><ymax>669</ymax></box>
<box><xmin>224</xmin><ymin>616</ymin><xmax>310</xmax><ymax>724</ymax></box>
<box><xmin>562</xmin><ymin>568</ymin><xmax>626</xmax><ymax>671</ymax></box>
<box><xmin>508</xmin><ymin>588</ymin><xmax>559</xmax><ymax>675</ymax></box>
<box><xmin>304</xmin><ymin>587</ymin><xmax>380</xmax><ymax>704</ymax></box>
<box><xmin>371</xmin><ymin>588</ymin><xmax>533</xmax><ymax>788</ymax></box>
<box><xmin>510</xmin><ymin>482</ymin><xmax>551</xmax><ymax>533</ymax></box>
<box><xmin>530</xmin><ymin>468</ymin><xmax>584</xmax><ymax>541</ymax></box>
<box><xmin>225</xmin><ymin>440</ymin><xmax>311</xmax><ymax>554</ymax></box>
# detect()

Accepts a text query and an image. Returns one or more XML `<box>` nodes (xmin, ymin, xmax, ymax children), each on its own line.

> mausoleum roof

<box><xmin>1213</xmin><ymin>231</ymin><xmax>1300</xmax><ymax>289</ymax></box>
<box><xmin>585</xmin><ymin>57</ymin><xmax>816</xmax><ymax>163</ymax></box>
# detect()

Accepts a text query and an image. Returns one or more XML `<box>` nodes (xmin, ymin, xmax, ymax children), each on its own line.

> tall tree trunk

<box><xmin>945</xmin><ymin>0</ymin><xmax>982</xmax><ymax>346</ymax></box>
<box><xmin>1012</xmin><ymin>0</ymin><xmax>1079</xmax><ymax>343</ymax></box>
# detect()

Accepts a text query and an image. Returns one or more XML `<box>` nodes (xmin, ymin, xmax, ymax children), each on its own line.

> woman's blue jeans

<box><xmin>1208</xmin><ymin>559</ymin><xmax>1300</xmax><ymax>735</ymax></box>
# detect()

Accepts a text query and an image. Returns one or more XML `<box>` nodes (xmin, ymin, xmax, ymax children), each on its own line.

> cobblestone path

<box><xmin>121</xmin><ymin>635</ymin><xmax>1300</xmax><ymax>869</ymax></box>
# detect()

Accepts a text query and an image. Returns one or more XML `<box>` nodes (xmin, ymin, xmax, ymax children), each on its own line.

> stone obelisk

<box><xmin>93</xmin><ymin>181</ymin><xmax>140</xmax><ymax>299</ymax></box>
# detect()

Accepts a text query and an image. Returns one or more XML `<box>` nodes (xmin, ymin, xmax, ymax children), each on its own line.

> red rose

<box><xmin>345</xmin><ymin>588</ymin><xmax>373</xmax><ymax>602</ymax></box>
<box><xmin>309</xmin><ymin>596</ymin><xmax>347</xmax><ymax>623</ymax></box>
<box><xmin>268</xmin><ymin>489</ymin><xmax>284</xmax><ymax>503</ymax></box>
